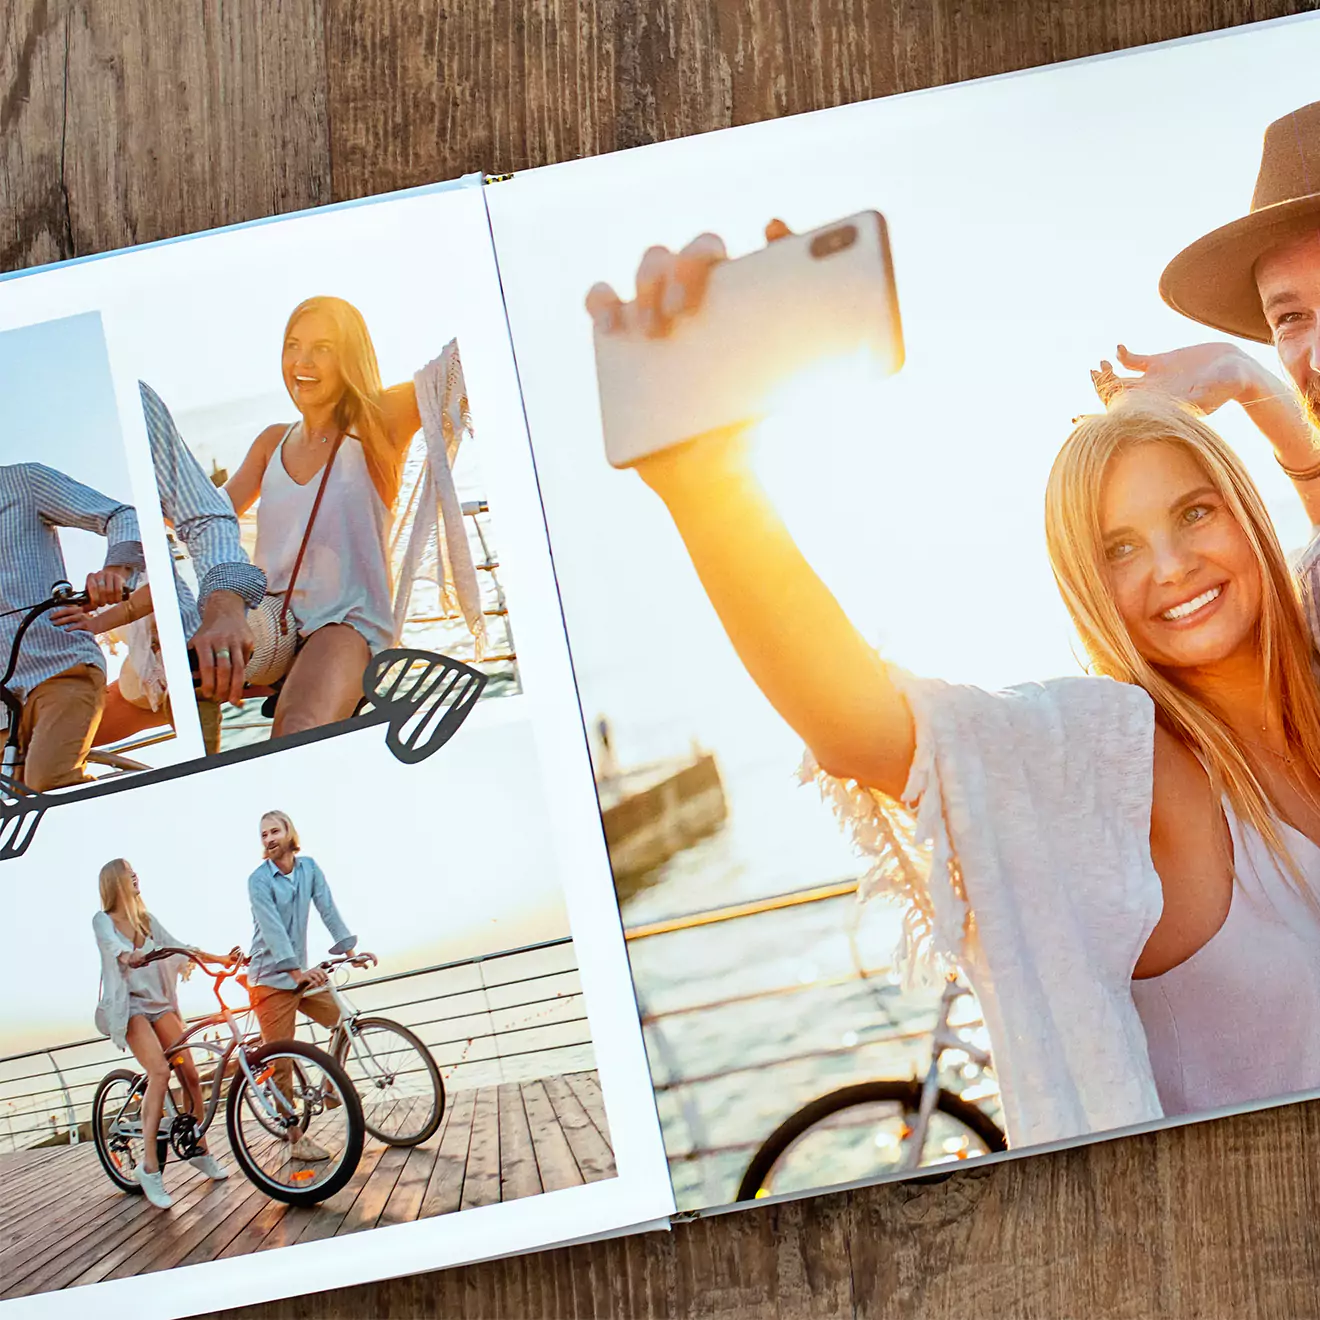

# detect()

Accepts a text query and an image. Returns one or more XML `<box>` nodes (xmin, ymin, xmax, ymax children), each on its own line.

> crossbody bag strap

<box><xmin>278</xmin><ymin>429</ymin><xmax>347</xmax><ymax>635</ymax></box>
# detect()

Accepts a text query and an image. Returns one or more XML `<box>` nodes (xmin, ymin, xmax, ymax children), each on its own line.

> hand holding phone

<box><xmin>588</xmin><ymin>213</ymin><xmax>904</xmax><ymax>470</ymax></box>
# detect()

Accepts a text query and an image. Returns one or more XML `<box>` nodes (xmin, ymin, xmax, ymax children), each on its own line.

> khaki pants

<box><xmin>249</xmin><ymin>984</ymin><xmax>342</xmax><ymax>1106</ymax></box>
<box><xmin>198</xmin><ymin>698</ymin><xmax>221</xmax><ymax>755</ymax></box>
<box><xmin>0</xmin><ymin>664</ymin><xmax>105</xmax><ymax>791</ymax></box>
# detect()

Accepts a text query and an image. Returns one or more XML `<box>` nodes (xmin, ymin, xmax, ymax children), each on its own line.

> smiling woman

<box><xmin>222</xmin><ymin>296</ymin><xmax>425</xmax><ymax>741</ymax></box>
<box><xmin>587</xmin><ymin>228</ymin><xmax>1320</xmax><ymax>1149</ymax></box>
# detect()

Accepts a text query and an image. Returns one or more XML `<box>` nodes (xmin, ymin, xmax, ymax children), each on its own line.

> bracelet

<box><xmin>1277</xmin><ymin>452</ymin><xmax>1320</xmax><ymax>482</ymax></box>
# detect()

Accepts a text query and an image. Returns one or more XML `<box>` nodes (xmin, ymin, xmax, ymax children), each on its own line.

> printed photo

<box><xmin>82</xmin><ymin>185</ymin><xmax>521</xmax><ymax>759</ymax></box>
<box><xmin>0</xmin><ymin>717</ymin><xmax>610</xmax><ymax>1298</ymax></box>
<box><xmin>0</xmin><ymin>180</ymin><xmax>675</xmax><ymax>1317</ymax></box>
<box><xmin>487</xmin><ymin>15</ymin><xmax>1320</xmax><ymax>1208</ymax></box>
<box><xmin>0</xmin><ymin>312</ymin><xmax>185</xmax><ymax>794</ymax></box>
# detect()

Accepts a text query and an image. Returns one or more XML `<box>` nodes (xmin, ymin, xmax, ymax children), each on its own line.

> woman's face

<box><xmin>129</xmin><ymin>867</ymin><xmax>140</xmax><ymax>896</ymax></box>
<box><xmin>282</xmin><ymin>309</ymin><xmax>346</xmax><ymax>414</ymax></box>
<box><xmin>1099</xmin><ymin>441</ymin><xmax>1263</xmax><ymax>671</ymax></box>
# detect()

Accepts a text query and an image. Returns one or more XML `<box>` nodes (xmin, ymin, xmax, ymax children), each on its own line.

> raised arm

<box><xmin>380</xmin><ymin>383</ymin><xmax>422</xmax><ymax>451</ymax></box>
<box><xmin>224</xmin><ymin>425</ymin><xmax>287</xmax><ymax>518</ymax></box>
<box><xmin>1093</xmin><ymin>344</ymin><xmax>1320</xmax><ymax>525</ymax></box>
<box><xmin>587</xmin><ymin>230</ymin><xmax>916</xmax><ymax>799</ymax></box>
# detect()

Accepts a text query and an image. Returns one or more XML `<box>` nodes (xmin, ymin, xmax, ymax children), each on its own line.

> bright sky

<box><xmin>0</xmin><ymin>710</ymin><xmax>569</xmax><ymax>1052</ymax></box>
<box><xmin>0</xmin><ymin>312</ymin><xmax>136</xmax><ymax>601</ymax></box>
<box><xmin>487</xmin><ymin>16</ymin><xmax>1320</xmax><ymax>775</ymax></box>
<box><xmin>90</xmin><ymin>185</ymin><xmax>491</xmax><ymax>476</ymax></box>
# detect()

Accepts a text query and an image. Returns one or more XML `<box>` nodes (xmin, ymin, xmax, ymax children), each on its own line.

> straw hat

<box><xmin>1160</xmin><ymin>102</ymin><xmax>1320</xmax><ymax>343</ymax></box>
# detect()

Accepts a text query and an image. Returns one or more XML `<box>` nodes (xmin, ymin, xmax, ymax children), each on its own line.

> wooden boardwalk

<box><xmin>0</xmin><ymin>1072</ymin><xmax>613</xmax><ymax>1298</ymax></box>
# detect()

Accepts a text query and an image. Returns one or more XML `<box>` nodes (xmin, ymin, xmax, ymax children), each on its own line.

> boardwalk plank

<box><xmin>266</xmin><ymin>1142</ymin><xmax>392</xmax><ymax>1249</ymax></box>
<box><xmin>0</xmin><ymin>1071</ymin><xmax>606</xmax><ymax>1290</ymax></box>
<box><xmin>418</xmin><ymin>1087</ymin><xmax>476</xmax><ymax>1219</ymax></box>
<box><xmin>378</xmin><ymin>1135</ymin><xmax>445</xmax><ymax>1228</ymax></box>
<box><xmin>521</xmin><ymin>1080</ymin><xmax>583</xmax><ymax>1193</ymax></box>
<box><xmin>543</xmin><ymin>1076</ymin><xmax>617</xmax><ymax>1184</ymax></box>
<box><xmin>334</xmin><ymin>1144</ymin><xmax>411</xmax><ymax>1237</ymax></box>
<box><xmin>565</xmin><ymin>1071</ymin><xmax>613</xmax><ymax>1150</ymax></box>
<box><xmin>459</xmin><ymin>1087</ymin><xmax>502</xmax><ymax>1211</ymax></box>
<box><xmin>497</xmin><ymin>1082</ymin><xmax>542</xmax><ymax>1204</ymax></box>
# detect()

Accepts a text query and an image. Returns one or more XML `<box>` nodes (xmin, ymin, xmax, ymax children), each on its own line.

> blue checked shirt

<box><xmin>246</xmin><ymin>855</ymin><xmax>357</xmax><ymax>991</ymax></box>
<box><xmin>139</xmin><ymin>382</ymin><xmax>266</xmax><ymax>638</ymax></box>
<box><xmin>0</xmin><ymin>463</ymin><xmax>144</xmax><ymax>703</ymax></box>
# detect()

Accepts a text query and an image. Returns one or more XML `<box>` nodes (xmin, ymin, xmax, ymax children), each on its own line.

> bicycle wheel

<box><xmin>736</xmin><ymin>1080</ymin><xmax>1006</xmax><ymax>1202</ymax></box>
<box><xmin>240</xmin><ymin>1056</ymin><xmax>312</xmax><ymax>1140</ymax></box>
<box><xmin>225</xmin><ymin>1042</ymin><xmax>363</xmax><ymax>1207</ymax></box>
<box><xmin>333</xmin><ymin>1017</ymin><xmax>444</xmax><ymax>1146</ymax></box>
<box><xmin>92</xmin><ymin>1069</ymin><xmax>167</xmax><ymax>1193</ymax></box>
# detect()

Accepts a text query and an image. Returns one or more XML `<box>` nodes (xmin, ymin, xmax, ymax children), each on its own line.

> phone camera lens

<box><xmin>809</xmin><ymin>224</ymin><xmax>858</xmax><ymax>259</ymax></box>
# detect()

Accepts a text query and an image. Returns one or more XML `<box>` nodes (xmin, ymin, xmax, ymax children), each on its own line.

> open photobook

<box><xmin>5</xmin><ymin>11</ymin><xmax>1320</xmax><ymax>1315</ymax></box>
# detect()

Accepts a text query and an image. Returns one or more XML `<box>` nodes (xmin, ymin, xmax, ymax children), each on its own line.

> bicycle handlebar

<box><xmin>137</xmin><ymin>946</ymin><xmax>246</xmax><ymax>973</ymax></box>
<box><xmin>319</xmin><ymin>951</ymin><xmax>378</xmax><ymax>973</ymax></box>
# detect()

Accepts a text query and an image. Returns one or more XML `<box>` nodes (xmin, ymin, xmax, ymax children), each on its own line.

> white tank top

<box><xmin>254</xmin><ymin>425</ymin><xmax>395</xmax><ymax>653</ymax></box>
<box><xmin>1132</xmin><ymin>804</ymin><xmax>1320</xmax><ymax>1116</ymax></box>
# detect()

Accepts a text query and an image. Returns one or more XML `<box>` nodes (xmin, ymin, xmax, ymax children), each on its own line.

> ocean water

<box><xmin>577</xmin><ymin>648</ymin><xmax>1002</xmax><ymax>1210</ymax></box>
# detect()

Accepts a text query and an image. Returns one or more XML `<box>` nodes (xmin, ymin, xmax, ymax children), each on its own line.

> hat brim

<box><xmin>1159</xmin><ymin>194</ymin><xmax>1320</xmax><ymax>344</ymax></box>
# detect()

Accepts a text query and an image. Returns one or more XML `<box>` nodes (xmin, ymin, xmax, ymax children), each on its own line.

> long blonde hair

<box><xmin>1045</xmin><ymin>392</ymin><xmax>1320</xmax><ymax>874</ymax></box>
<box><xmin>261</xmin><ymin>810</ymin><xmax>300</xmax><ymax>853</ymax></box>
<box><xmin>99</xmin><ymin>858</ymin><xmax>151</xmax><ymax>945</ymax></box>
<box><xmin>284</xmin><ymin>296</ymin><xmax>403</xmax><ymax>509</ymax></box>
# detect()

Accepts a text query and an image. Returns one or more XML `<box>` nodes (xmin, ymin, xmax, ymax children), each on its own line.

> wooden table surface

<box><xmin>6</xmin><ymin>2</ymin><xmax>1320</xmax><ymax>1315</ymax></box>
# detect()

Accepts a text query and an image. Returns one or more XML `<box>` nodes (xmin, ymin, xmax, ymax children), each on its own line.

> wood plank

<box><xmin>541</xmin><ymin>1075</ymin><xmax>616</xmax><ymax>1184</ymax></box>
<box><xmin>0</xmin><ymin>0</ymin><xmax>75</xmax><ymax>271</ymax></box>
<box><xmin>564</xmin><ymin>1070</ymin><xmax>613</xmax><ymax>1150</ymax></box>
<box><xmin>377</xmin><ymin>1133</ymin><xmax>446</xmax><ymax>1228</ymax></box>
<box><xmin>84</xmin><ymin>1168</ymin><xmax>252</xmax><ymax>1283</ymax></box>
<box><xmin>418</xmin><ymin>1086</ymin><xmax>477</xmax><ymax>1219</ymax></box>
<box><xmin>11</xmin><ymin>1161</ymin><xmax>217</xmax><ymax>1294</ymax></box>
<box><xmin>520</xmin><ymin>1078</ymin><xmax>583</xmax><ymax>1194</ymax></box>
<box><xmin>260</xmin><ymin>1141</ymin><xmax>393</xmax><ymax>1250</ymax></box>
<box><xmin>333</xmin><ymin>1143</ymin><xmax>411</xmax><ymax>1237</ymax></box>
<box><xmin>458</xmin><ymin>1086</ymin><xmax>502</xmax><ymax>1211</ymax></box>
<box><xmin>496</xmin><ymin>1082</ymin><xmax>543</xmax><ymax>1204</ymax></box>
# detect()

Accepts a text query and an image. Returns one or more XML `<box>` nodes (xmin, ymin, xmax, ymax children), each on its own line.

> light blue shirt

<box><xmin>0</xmin><ymin>462</ymin><xmax>144</xmax><ymax>702</ymax></box>
<box><xmin>138</xmin><ymin>381</ymin><xmax>267</xmax><ymax>638</ymax></box>
<box><xmin>246</xmin><ymin>854</ymin><xmax>356</xmax><ymax>991</ymax></box>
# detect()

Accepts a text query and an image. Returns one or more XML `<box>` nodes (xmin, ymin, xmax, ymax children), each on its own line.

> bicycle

<box><xmin>0</xmin><ymin>580</ymin><xmax>151</xmax><ymax>784</ymax></box>
<box><xmin>91</xmin><ymin>948</ymin><xmax>365</xmax><ymax>1207</ymax></box>
<box><xmin>303</xmin><ymin>952</ymin><xmax>445</xmax><ymax>1147</ymax></box>
<box><xmin>736</xmin><ymin>974</ymin><xmax>1006</xmax><ymax>1201</ymax></box>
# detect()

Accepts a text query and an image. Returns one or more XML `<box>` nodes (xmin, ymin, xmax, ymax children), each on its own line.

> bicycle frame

<box><xmin>100</xmin><ymin>953</ymin><xmax>308</xmax><ymax>1157</ymax></box>
<box><xmin>900</xmin><ymin>974</ymin><xmax>994</xmax><ymax>1171</ymax></box>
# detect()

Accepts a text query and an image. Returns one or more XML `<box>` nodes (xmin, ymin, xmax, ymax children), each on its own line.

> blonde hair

<box><xmin>261</xmin><ymin>810</ymin><xmax>300</xmax><ymax>853</ymax></box>
<box><xmin>1045</xmin><ymin>392</ymin><xmax>1320</xmax><ymax>880</ymax></box>
<box><xmin>99</xmin><ymin>858</ymin><xmax>151</xmax><ymax>945</ymax></box>
<box><xmin>284</xmin><ymin>296</ymin><xmax>403</xmax><ymax>509</ymax></box>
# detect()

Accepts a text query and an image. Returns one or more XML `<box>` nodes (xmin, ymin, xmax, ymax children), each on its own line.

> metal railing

<box><xmin>620</xmin><ymin>880</ymin><xmax>1001</xmax><ymax>1207</ymax></box>
<box><xmin>0</xmin><ymin>937</ymin><xmax>590</xmax><ymax>1156</ymax></box>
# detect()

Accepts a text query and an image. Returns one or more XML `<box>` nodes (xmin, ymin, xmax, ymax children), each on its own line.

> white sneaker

<box><xmin>288</xmin><ymin>1134</ymin><xmax>331</xmax><ymax>1163</ymax></box>
<box><xmin>136</xmin><ymin>1167</ymin><xmax>173</xmax><ymax>1209</ymax></box>
<box><xmin>187</xmin><ymin>1153</ymin><xmax>229</xmax><ymax>1181</ymax></box>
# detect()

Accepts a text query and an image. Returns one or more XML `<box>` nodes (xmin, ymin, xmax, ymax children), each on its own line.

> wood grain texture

<box><xmin>1</xmin><ymin>0</ymin><xmax>329</xmax><ymax>269</ymax></box>
<box><xmin>6</xmin><ymin>0</ymin><xmax>1320</xmax><ymax>1315</ymax></box>
<box><xmin>323</xmin><ymin>0</ymin><xmax>1320</xmax><ymax>196</ymax></box>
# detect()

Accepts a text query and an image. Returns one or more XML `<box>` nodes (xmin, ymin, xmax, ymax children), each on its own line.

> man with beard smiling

<box><xmin>1094</xmin><ymin>102</ymin><xmax>1320</xmax><ymax>532</ymax></box>
<box><xmin>245</xmin><ymin>808</ymin><xmax>357</xmax><ymax>1162</ymax></box>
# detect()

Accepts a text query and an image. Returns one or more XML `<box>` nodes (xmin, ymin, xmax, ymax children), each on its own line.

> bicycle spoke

<box><xmin>338</xmin><ymin>1020</ymin><xmax>441</xmax><ymax>1145</ymax></box>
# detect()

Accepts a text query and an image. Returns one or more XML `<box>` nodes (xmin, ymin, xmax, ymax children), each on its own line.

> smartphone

<box><xmin>593</xmin><ymin>211</ymin><xmax>904</xmax><ymax>469</ymax></box>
